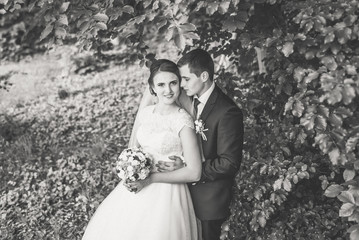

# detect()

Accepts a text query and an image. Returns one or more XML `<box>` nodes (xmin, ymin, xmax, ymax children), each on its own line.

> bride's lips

<box><xmin>164</xmin><ymin>94</ymin><xmax>174</xmax><ymax>98</ymax></box>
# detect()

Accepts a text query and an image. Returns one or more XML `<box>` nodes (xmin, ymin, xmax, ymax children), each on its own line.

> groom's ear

<box><xmin>200</xmin><ymin>71</ymin><xmax>209</xmax><ymax>82</ymax></box>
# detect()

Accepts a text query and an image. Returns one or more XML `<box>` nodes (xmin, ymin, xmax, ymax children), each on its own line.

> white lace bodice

<box><xmin>136</xmin><ymin>105</ymin><xmax>194</xmax><ymax>167</ymax></box>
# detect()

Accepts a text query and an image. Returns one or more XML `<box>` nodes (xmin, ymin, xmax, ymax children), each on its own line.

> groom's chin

<box><xmin>182</xmin><ymin>90</ymin><xmax>193</xmax><ymax>97</ymax></box>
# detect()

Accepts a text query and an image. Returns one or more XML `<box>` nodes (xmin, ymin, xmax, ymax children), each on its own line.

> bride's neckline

<box><xmin>152</xmin><ymin>105</ymin><xmax>182</xmax><ymax>116</ymax></box>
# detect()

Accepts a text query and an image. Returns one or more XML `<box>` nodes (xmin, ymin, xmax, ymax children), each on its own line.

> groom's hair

<box><xmin>148</xmin><ymin>59</ymin><xmax>181</xmax><ymax>96</ymax></box>
<box><xmin>177</xmin><ymin>49</ymin><xmax>214</xmax><ymax>81</ymax></box>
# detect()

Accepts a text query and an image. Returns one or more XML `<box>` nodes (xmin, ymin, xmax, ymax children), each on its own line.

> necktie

<box><xmin>193</xmin><ymin>98</ymin><xmax>201</xmax><ymax>118</ymax></box>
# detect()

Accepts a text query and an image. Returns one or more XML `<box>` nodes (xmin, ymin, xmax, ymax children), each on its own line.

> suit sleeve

<box><xmin>199</xmin><ymin>107</ymin><xmax>243</xmax><ymax>182</ymax></box>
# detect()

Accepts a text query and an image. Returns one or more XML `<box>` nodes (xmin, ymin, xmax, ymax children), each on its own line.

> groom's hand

<box><xmin>156</xmin><ymin>156</ymin><xmax>185</xmax><ymax>172</ymax></box>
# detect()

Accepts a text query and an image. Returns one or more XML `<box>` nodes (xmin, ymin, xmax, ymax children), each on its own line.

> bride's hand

<box><xmin>125</xmin><ymin>178</ymin><xmax>151</xmax><ymax>193</ymax></box>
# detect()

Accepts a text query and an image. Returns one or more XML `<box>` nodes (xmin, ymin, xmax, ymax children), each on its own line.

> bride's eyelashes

<box><xmin>156</xmin><ymin>80</ymin><xmax>178</xmax><ymax>87</ymax></box>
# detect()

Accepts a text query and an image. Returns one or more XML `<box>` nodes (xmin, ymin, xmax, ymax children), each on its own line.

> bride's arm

<box><xmin>149</xmin><ymin>126</ymin><xmax>202</xmax><ymax>183</ymax></box>
<box><xmin>126</xmin><ymin>126</ymin><xmax>201</xmax><ymax>192</ymax></box>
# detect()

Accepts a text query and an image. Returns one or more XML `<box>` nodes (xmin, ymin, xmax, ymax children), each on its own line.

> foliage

<box><xmin>1</xmin><ymin>0</ymin><xmax>359</xmax><ymax>239</ymax></box>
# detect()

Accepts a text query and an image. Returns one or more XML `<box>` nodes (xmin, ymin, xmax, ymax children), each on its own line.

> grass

<box><xmin>0</xmin><ymin>45</ymin><xmax>155</xmax><ymax>239</ymax></box>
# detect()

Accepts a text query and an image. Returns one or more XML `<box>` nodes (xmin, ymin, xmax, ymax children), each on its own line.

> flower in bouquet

<box><xmin>116</xmin><ymin>148</ymin><xmax>152</xmax><ymax>183</ymax></box>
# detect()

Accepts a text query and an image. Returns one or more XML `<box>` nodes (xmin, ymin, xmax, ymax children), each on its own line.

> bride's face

<box><xmin>152</xmin><ymin>71</ymin><xmax>180</xmax><ymax>105</ymax></box>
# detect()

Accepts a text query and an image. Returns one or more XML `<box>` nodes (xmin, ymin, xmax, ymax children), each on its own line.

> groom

<box><xmin>158</xmin><ymin>49</ymin><xmax>243</xmax><ymax>240</ymax></box>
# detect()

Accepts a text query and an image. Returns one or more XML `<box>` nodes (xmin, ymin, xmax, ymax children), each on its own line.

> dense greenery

<box><xmin>1</xmin><ymin>0</ymin><xmax>359</xmax><ymax>239</ymax></box>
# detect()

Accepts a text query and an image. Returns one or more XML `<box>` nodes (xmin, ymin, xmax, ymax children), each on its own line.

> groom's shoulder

<box><xmin>215</xmin><ymin>87</ymin><xmax>241</xmax><ymax>111</ymax></box>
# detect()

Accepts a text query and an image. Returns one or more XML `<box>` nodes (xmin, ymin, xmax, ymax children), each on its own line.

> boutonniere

<box><xmin>194</xmin><ymin>119</ymin><xmax>208</xmax><ymax>141</ymax></box>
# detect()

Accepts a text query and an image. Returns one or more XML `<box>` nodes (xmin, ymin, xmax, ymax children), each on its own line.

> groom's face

<box><xmin>179</xmin><ymin>64</ymin><xmax>205</xmax><ymax>97</ymax></box>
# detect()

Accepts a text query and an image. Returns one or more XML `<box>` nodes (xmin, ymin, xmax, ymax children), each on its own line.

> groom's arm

<box><xmin>200</xmin><ymin>107</ymin><xmax>243</xmax><ymax>182</ymax></box>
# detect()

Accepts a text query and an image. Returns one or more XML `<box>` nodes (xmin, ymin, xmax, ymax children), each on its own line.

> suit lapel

<box><xmin>200</xmin><ymin>86</ymin><xmax>219</xmax><ymax>121</ymax></box>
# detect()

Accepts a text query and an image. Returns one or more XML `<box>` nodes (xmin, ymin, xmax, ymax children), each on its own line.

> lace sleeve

<box><xmin>173</xmin><ymin>109</ymin><xmax>195</xmax><ymax>136</ymax></box>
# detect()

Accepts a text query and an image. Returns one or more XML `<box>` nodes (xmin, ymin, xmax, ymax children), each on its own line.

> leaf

<box><xmin>79</xmin><ymin>21</ymin><xmax>91</xmax><ymax>34</ymax></box>
<box><xmin>254</xmin><ymin>189</ymin><xmax>262</xmax><ymax>200</ymax></box>
<box><xmin>354</xmin><ymin>160</ymin><xmax>359</xmax><ymax>170</ymax></box>
<box><xmin>218</xmin><ymin>1</ymin><xmax>230</xmax><ymax>14</ymax></box>
<box><xmin>283</xmin><ymin>178</ymin><xmax>292</xmax><ymax>192</ymax></box>
<box><xmin>173</xmin><ymin>27</ymin><xmax>186</xmax><ymax>50</ymax></box>
<box><xmin>292</xmin><ymin>100</ymin><xmax>304</xmax><ymax>117</ymax></box>
<box><xmin>339</xmin><ymin>203</ymin><xmax>356</xmax><ymax>217</ymax></box>
<box><xmin>324</xmin><ymin>32</ymin><xmax>335</xmax><ymax>44</ymax></box>
<box><xmin>165</xmin><ymin>26</ymin><xmax>175</xmax><ymax>41</ymax></box>
<box><xmin>346</xmin><ymin>133</ymin><xmax>359</xmax><ymax>153</ymax></box>
<box><xmin>336</xmin><ymin>28</ymin><xmax>352</xmax><ymax>44</ymax></box>
<box><xmin>206</xmin><ymin>2</ymin><xmax>218</xmax><ymax>15</ymax></box>
<box><xmin>156</xmin><ymin>19</ymin><xmax>167</xmax><ymax>30</ymax></box>
<box><xmin>350</xmin><ymin>228</ymin><xmax>359</xmax><ymax>240</ymax></box>
<box><xmin>294</xmin><ymin>67</ymin><xmax>306</xmax><ymax>82</ymax></box>
<box><xmin>94</xmin><ymin>13</ymin><xmax>109</xmax><ymax>23</ymax></box>
<box><xmin>338</xmin><ymin>191</ymin><xmax>355</xmax><ymax>204</ymax></box>
<box><xmin>348</xmin><ymin>224</ymin><xmax>359</xmax><ymax>233</ymax></box>
<box><xmin>327</xmin><ymin>85</ymin><xmax>343</xmax><ymax>105</ymax></box>
<box><xmin>342</xmin><ymin>83</ymin><xmax>356</xmax><ymax>105</ymax></box>
<box><xmin>284</xmin><ymin>97</ymin><xmax>294</xmax><ymax>113</ymax></box>
<box><xmin>321</xmin><ymin>56</ymin><xmax>338</xmax><ymax>71</ymax></box>
<box><xmin>273</xmin><ymin>178</ymin><xmax>283</xmax><ymax>191</ymax></box>
<box><xmin>194</xmin><ymin>1</ymin><xmax>206</xmax><ymax>11</ymax></box>
<box><xmin>345</xmin><ymin>65</ymin><xmax>357</xmax><ymax>75</ymax></box>
<box><xmin>40</xmin><ymin>24</ymin><xmax>54</xmax><ymax>41</ymax></box>
<box><xmin>317</xmin><ymin>105</ymin><xmax>329</xmax><ymax>118</ymax></box>
<box><xmin>179</xmin><ymin>23</ymin><xmax>196</xmax><ymax>32</ymax></box>
<box><xmin>182</xmin><ymin>32</ymin><xmax>199</xmax><ymax>41</ymax></box>
<box><xmin>258</xmin><ymin>214</ymin><xmax>266</xmax><ymax>228</ymax></box>
<box><xmin>315</xmin><ymin>115</ymin><xmax>327</xmax><ymax>131</ymax></box>
<box><xmin>344</xmin><ymin>169</ymin><xmax>356</xmax><ymax>181</ymax></box>
<box><xmin>344</xmin><ymin>14</ymin><xmax>358</xmax><ymax>26</ymax></box>
<box><xmin>305</xmin><ymin>50</ymin><xmax>316</xmax><ymax>60</ymax></box>
<box><xmin>94</xmin><ymin>22</ymin><xmax>107</xmax><ymax>30</ymax></box>
<box><xmin>54</xmin><ymin>27</ymin><xmax>66</xmax><ymax>39</ymax></box>
<box><xmin>324</xmin><ymin>184</ymin><xmax>344</xmax><ymax>198</ymax></box>
<box><xmin>282</xmin><ymin>41</ymin><xmax>294</xmax><ymax>57</ymax></box>
<box><xmin>335</xmin><ymin>107</ymin><xmax>353</xmax><ymax>118</ymax></box>
<box><xmin>59</xmin><ymin>2</ymin><xmax>70</xmax><ymax>13</ymax></box>
<box><xmin>57</xmin><ymin>14</ymin><xmax>68</xmax><ymax>26</ymax></box>
<box><xmin>222</xmin><ymin>15</ymin><xmax>246</xmax><ymax>31</ymax></box>
<box><xmin>304</xmin><ymin>71</ymin><xmax>319</xmax><ymax>84</ymax></box>
<box><xmin>293</xmin><ymin>175</ymin><xmax>298</xmax><ymax>184</ymax></box>
<box><xmin>329</xmin><ymin>113</ymin><xmax>342</xmax><ymax>127</ymax></box>
<box><xmin>300</xmin><ymin>113</ymin><xmax>315</xmax><ymax>131</ymax></box>
<box><xmin>328</xmin><ymin>148</ymin><xmax>340</xmax><ymax>165</ymax></box>
<box><xmin>122</xmin><ymin>5</ymin><xmax>134</xmax><ymax>14</ymax></box>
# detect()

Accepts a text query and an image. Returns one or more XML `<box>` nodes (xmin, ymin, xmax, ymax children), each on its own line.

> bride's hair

<box><xmin>148</xmin><ymin>59</ymin><xmax>181</xmax><ymax>96</ymax></box>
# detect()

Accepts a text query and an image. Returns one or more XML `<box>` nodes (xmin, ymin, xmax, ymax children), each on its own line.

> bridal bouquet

<box><xmin>116</xmin><ymin>148</ymin><xmax>152</xmax><ymax>183</ymax></box>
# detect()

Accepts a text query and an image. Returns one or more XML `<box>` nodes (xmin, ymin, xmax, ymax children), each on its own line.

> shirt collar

<box><xmin>196</xmin><ymin>82</ymin><xmax>215</xmax><ymax>105</ymax></box>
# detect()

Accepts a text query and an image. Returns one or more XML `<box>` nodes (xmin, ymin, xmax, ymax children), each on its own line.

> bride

<box><xmin>82</xmin><ymin>59</ymin><xmax>202</xmax><ymax>240</ymax></box>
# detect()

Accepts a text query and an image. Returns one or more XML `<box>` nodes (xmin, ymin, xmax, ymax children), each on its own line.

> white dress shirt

<box><xmin>193</xmin><ymin>82</ymin><xmax>215</xmax><ymax>119</ymax></box>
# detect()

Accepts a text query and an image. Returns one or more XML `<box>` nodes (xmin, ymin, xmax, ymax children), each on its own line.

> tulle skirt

<box><xmin>82</xmin><ymin>182</ymin><xmax>198</xmax><ymax>240</ymax></box>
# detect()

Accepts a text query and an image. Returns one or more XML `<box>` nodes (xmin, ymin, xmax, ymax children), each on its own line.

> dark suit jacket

<box><xmin>189</xmin><ymin>85</ymin><xmax>243</xmax><ymax>220</ymax></box>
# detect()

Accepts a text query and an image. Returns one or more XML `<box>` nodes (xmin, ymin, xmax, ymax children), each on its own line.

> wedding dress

<box><xmin>82</xmin><ymin>105</ymin><xmax>198</xmax><ymax>240</ymax></box>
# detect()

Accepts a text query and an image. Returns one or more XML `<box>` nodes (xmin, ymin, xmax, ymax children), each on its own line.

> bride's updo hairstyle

<box><xmin>148</xmin><ymin>59</ymin><xmax>181</xmax><ymax>96</ymax></box>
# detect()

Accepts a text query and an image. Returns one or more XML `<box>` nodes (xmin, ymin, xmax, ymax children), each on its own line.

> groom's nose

<box><xmin>180</xmin><ymin>81</ymin><xmax>185</xmax><ymax>88</ymax></box>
